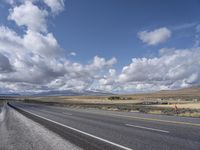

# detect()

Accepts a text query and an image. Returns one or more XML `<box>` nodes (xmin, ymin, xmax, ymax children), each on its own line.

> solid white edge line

<box><xmin>125</xmin><ymin>124</ymin><xmax>169</xmax><ymax>133</ymax></box>
<box><xmin>15</xmin><ymin>106</ymin><xmax>133</xmax><ymax>150</ymax></box>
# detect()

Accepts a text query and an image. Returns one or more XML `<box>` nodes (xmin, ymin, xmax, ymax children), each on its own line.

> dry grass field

<box><xmin>18</xmin><ymin>86</ymin><xmax>200</xmax><ymax>104</ymax></box>
<box><xmin>152</xmin><ymin>103</ymin><xmax>200</xmax><ymax>109</ymax></box>
<box><xmin>2</xmin><ymin>86</ymin><xmax>200</xmax><ymax>117</ymax></box>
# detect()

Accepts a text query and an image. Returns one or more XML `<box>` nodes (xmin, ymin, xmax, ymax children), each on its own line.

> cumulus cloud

<box><xmin>1</xmin><ymin>0</ymin><xmax>199</xmax><ymax>94</ymax></box>
<box><xmin>0</xmin><ymin>1</ymin><xmax>116</xmax><ymax>93</ymax></box>
<box><xmin>0</xmin><ymin>24</ymin><xmax>116</xmax><ymax>92</ymax></box>
<box><xmin>87</xmin><ymin>56</ymin><xmax>117</xmax><ymax>70</ymax></box>
<box><xmin>23</xmin><ymin>30</ymin><xmax>63</xmax><ymax>57</ymax></box>
<box><xmin>99</xmin><ymin>48</ymin><xmax>200</xmax><ymax>92</ymax></box>
<box><xmin>0</xmin><ymin>53</ymin><xmax>13</xmax><ymax>73</ymax></box>
<box><xmin>8</xmin><ymin>1</ymin><xmax>48</xmax><ymax>33</ymax></box>
<box><xmin>43</xmin><ymin>0</ymin><xmax>65</xmax><ymax>14</ymax></box>
<box><xmin>138</xmin><ymin>27</ymin><xmax>171</xmax><ymax>46</ymax></box>
<box><xmin>98</xmin><ymin>69</ymin><xmax>117</xmax><ymax>91</ymax></box>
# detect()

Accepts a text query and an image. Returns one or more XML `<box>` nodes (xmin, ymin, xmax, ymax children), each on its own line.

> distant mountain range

<box><xmin>31</xmin><ymin>89</ymin><xmax>113</xmax><ymax>96</ymax></box>
<box><xmin>155</xmin><ymin>86</ymin><xmax>200</xmax><ymax>97</ymax></box>
<box><xmin>0</xmin><ymin>93</ymin><xmax>21</xmax><ymax>96</ymax></box>
<box><xmin>0</xmin><ymin>89</ymin><xmax>112</xmax><ymax>97</ymax></box>
<box><xmin>1</xmin><ymin>86</ymin><xmax>200</xmax><ymax>97</ymax></box>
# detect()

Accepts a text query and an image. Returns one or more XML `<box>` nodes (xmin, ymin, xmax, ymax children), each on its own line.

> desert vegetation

<box><xmin>2</xmin><ymin>86</ymin><xmax>200</xmax><ymax>117</ymax></box>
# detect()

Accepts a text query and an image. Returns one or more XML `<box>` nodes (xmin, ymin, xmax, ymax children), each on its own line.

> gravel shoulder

<box><xmin>0</xmin><ymin>104</ymin><xmax>82</xmax><ymax>150</ymax></box>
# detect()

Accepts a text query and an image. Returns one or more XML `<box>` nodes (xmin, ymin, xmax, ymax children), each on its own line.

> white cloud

<box><xmin>43</xmin><ymin>0</ymin><xmax>65</xmax><ymax>14</ymax></box>
<box><xmin>98</xmin><ymin>69</ymin><xmax>117</xmax><ymax>91</ymax></box>
<box><xmin>87</xmin><ymin>56</ymin><xmax>117</xmax><ymax>70</ymax></box>
<box><xmin>5</xmin><ymin>0</ymin><xmax>65</xmax><ymax>14</ymax></box>
<box><xmin>138</xmin><ymin>27</ymin><xmax>171</xmax><ymax>46</ymax></box>
<box><xmin>23</xmin><ymin>30</ymin><xmax>63</xmax><ymax>57</ymax></box>
<box><xmin>8</xmin><ymin>1</ymin><xmax>48</xmax><ymax>33</ymax></box>
<box><xmin>69</xmin><ymin>52</ymin><xmax>76</xmax><ymax>56</ymax></box>
<box><xmin>172</xmin><ymin>22</ymin><xmax>197</xmax><ymax>31</ymax></box>
<box><xmin>0</xmin><ymin>1</ymin><xmax>116</xmax><ymax>93</ymax></box>
<box><xmin>0</xmin><ymin>53</ymin><xmax>13</xmax><ymax>73</ymax></box>
<box><xmin>0</xmin><ymin>24</ymin><xmax>116</xmax><ymax>92</ymax></box>
<box><xmin>98</xmin><ymin>48</ymin><xmax>200</xmax><ymax>92</ymax></box>
<box><xmin>1</xmin><ymin>1</ymin><xmax>200</xmax><ymax>94</ymax></box>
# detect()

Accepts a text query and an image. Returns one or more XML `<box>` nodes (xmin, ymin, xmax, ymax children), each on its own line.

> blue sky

<box><xmin>0</xmin><ymin>0</ymin><xmax>200</xmax><ymax>93</ymax></box>
<box><xmin>1</xmin><ymin>0</ymin><xmax>200</xmax><ymax>66</ymax></box>
<box><xmin>41</xmin><ymin>0</ymin><xmax>200</xmax><ymax>63</ymax></box>
<box><xmin>46</xmin><ymin>0</ymin><xmax>200</xmax><ymax>68</ymax></box>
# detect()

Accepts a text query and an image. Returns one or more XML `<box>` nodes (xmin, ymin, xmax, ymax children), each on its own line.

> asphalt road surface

<box><xmin>8</xmin><ymin>102</ymin><xmax>200</xmax><ymax>150</ymax></box>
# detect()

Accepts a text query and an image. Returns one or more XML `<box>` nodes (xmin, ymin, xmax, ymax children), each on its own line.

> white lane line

<box><xmin>125</xmin><ymin>124</ymin><xmax>169</xmax><ymax>133</ymax></box>
<box><xmin>16</xmin><ymin>107</ymin><xmax>133</xmax><ymax>150</ymax></box>
<box><xmin>62</xmin><ymin>112</ymin><xmax>72</xmax><ymax>116</ymax></box>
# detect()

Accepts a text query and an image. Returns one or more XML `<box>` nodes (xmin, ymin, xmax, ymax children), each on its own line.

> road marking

<box><xmin>59</xmin><ymin>108</ymin><xmax>200</xmax><ymax>127</ymax></box>
<box><xmin>107</xmin><ymin>113</ymin><xmax>200</xmax><ymax>127</ymax></box>
<box><xmin>125</xmin><ymin>124</ymin><xmax>169</xmax><ymax>133</ymax></box>
<box><xmin>69</xmin><ymin>109</ymin><xmax>200</xmax><ymax>127</ymax></box>
<box><xmin>16</xmin><ymin>103</ymin><xmax>200</xmax><ymax>127</ymax></box>
<box><xmin>13</xmin><ymin>106</ymin><xmax>133</xmax><ymax>150</ymax></box>
<box><xmin>27</xmin><ymin>105</ymin><xmax>200</xmax><ymax>127</ymax></box>
<box><xmin>62</xmin><ymin>112</ymin><xmax>72</xmax><ymax>116</ymax></box>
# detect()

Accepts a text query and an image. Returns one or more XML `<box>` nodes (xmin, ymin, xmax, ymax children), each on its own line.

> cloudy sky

<box><xmin>0</xmin><ymin>0</ymin><xmax>200</xmax><ymax>94</ymax></box>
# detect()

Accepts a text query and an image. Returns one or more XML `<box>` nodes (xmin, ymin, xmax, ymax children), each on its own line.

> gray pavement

<box><xmin>8</xmin><ymin>102</ymin><xmax>200</xmax><ymax>150</ymax></box>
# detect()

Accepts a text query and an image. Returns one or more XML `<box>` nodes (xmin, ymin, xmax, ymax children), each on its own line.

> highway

<box><xmin>8</xmin><ymin>102</ymin><xmax>200</xmax><ymax>150</ymax></box>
